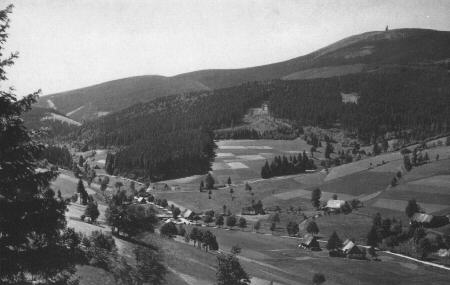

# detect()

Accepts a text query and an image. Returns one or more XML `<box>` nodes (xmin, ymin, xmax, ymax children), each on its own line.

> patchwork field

<box><xmin>212</xmin><ymin>139</ymin><xmax>322</xmax><ymax>184</ymax></box>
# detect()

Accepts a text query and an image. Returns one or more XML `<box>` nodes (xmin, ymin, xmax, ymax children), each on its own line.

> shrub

<box><xmin>160</xmin><ymin>222</ymin><xmax>178</xmax><ymax>237</ymax></box>
<box><xmin>226</xmin><ymin>215</ymin><xmax>237</xmax><ymax>228</ymax></box>
<box><xmin>71</xmin><ymin>193</ymin><xmax>78</xmax><ymax>203</ymax></box>
<box><xmin>238</xmin><ymin>217</ymin><xmax>247</xmax><ymax>229</ymax></box>
<box><xmin>286</xmin><ymin>221</ymin><xmax>299</xmax><ymax>236</ymax></box>
<box><xmin>178</xmin><ymin>227</ymin><xmax>186</xmax><ymax>237</ymax></box>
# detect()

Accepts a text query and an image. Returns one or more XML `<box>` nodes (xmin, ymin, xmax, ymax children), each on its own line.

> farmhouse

<box><xmin>410</xmin><ymin>213</ymin><xmax>450</xmax><ymax>228</ymax></box>
<box><xmin>147</xmin><ymin>183</ymin><xmax>170</xmax><ymax>192</ymax></box>
<box><xmin>325</xmin><ymin>199</ymin><xmax>346</xmax><ymax>212</ymax></box>
<box><xmin>342</xmin><ymin>240</ymin><xmax>365</xmax><ymax>259</ymax></box>
<box><xmin>299</xmin><ymin>235</ymin><xmax>321</xmax><ymax>251</ymax></box>
<box><xmin>183</xmin><ymin>209</ymin><xmax>195</xmax><ymax>220</ymax></box>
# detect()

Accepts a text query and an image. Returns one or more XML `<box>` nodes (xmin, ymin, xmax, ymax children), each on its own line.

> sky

<box><xmin>2</xmin><ymin>0</ymin><xmax>450</xmax><ymax>96</ymax></box>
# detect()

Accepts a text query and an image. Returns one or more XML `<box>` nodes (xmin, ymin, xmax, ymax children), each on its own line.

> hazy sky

<box><xmin>2</xmin><ymin>0</ymin><xmax>450</xmax><ymax>96</ymax></box>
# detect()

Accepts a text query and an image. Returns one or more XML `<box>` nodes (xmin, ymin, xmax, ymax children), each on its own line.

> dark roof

<box><xmin>302</xmin><ymin>235</ymin><xmax>319</xmax><ymax>246</ymax></box>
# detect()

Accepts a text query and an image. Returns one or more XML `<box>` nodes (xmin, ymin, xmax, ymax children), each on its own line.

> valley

<box><xmin>4</xmin><ymin>3</ymin><xmax>450</xmax><ymax>282</ymax></box>
<box><xmin>52</xmin><ymin>138</ymin><xmax>450</xmax><ymax>284</ymax></box>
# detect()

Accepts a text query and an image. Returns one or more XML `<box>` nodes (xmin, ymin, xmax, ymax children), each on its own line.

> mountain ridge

<box><xmin>37</xmin><ymin>28</ymin><xmax>450</xmax><ymax>121</ymax></box>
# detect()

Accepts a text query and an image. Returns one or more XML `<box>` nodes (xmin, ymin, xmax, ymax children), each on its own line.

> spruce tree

<box><xmin>311</xmin><ymin>188</ymin><xmax>322</xmax><ymax>209</ymax></box>
<box><xmin>85</xmin><ymin>201</ymin><xmax>100</xmax><ymax>222</ymax></box>
<box><xmin>306</xmin><ymin>221</ymin><xmax>319</xmax><ymax>235</ymax></box>
<box><xmin>405</xmin><ymin>199</ymin><xmax>421</xmax><ymax>218</ymax></box>
<box><xmin>326</xmin><ymin>231</ymin><xmax>343</xmax><ymax>250</ymax></box>
<box><xmin>205</xmin><ymin>172</ymin><xmax>215</xmax><ymax>189</ymax></box>
<box><xmin>77</xmin><ymin>179</ymin><xmax>88</xmax><ymax>204</ymax></box>
<box><xmin>0</xmin><ymin>5</ymin><xmax>77</xmax><ymax>283</ymax></box>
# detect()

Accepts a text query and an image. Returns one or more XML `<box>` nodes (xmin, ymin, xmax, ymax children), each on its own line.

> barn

<box><xmin>299</xmin><ymin>235</ymin><xmax>321</xmax><ymax>251</ymax></box>
<box><xmin>325</xmin><ymin>199</ymin><xmax>346</xmax><ymax>212</ymax></box>
<box><xmin>342</xmin><ymin>240</ymin><xmax>365</xmax><ymax>259</ymax></box>
<box><xmin>410</xmin><ymin>213</ymin><xmax>450</xmax><ymax>228</ymax></box>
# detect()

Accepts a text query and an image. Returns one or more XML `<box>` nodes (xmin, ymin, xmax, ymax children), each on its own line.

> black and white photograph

<box><xmin>1</xmin><ymin>0</ymin><xmax>450</xmax><ymax>284</ymax></box>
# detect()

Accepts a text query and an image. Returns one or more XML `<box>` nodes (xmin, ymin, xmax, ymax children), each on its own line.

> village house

<box><xmin>410</xmin><ymin>213</ymin><xmax>450</xmax><ymax>228</ymax></box>
<box><xmin>324</xmin><ymin>199</ymin><xmax>346</xmax><ymax>213</ymax></box>
<box><xmin>342</xmin><ymin>240</ymin><xmax>365</xmax><ymax>259</ymax></box>
<box><xmin>183</xmin><ymin>209</ymin><xmax>196</xmax><ymax>220</ymax></box>
<box><xmin>147</xmin><ymin>183</ymin><xmax>170</xmax><ymax>192</ymax></box>
<box><xmin>299</xmin><ymin>235</ymin><xmax>321</xmax><ymax>251</ymax></box>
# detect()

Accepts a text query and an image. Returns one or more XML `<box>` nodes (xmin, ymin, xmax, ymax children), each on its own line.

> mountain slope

<box><xmin>37</xmin><ymin>75</ymin><xmax>210</xmax><ymax>121</ymax></box>
<box><xmin>38</xmin><ymin>28</ymin><xmax>450</xmax><ymax>122</ymax></box>
<box><xmin>175</xmin><ymin>29</ymin><xmax>450</xmax><ymax>88</ymax></box>
<box><xmin>23</xmin><ymin>106</ymin><xmax>81</xmax><ymax>137</ymax></box>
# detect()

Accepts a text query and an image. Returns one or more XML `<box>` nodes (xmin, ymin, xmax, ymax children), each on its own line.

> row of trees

<box><xmin>214</xmin><ymin>125</ymin><xmax>300</xmax><ymax>140</ymax></box>
<box><xmin>261</xmin><ymin>152</ymin><xmax>316</xmax><ymax>179</ymax></box>
<box><xmin>185</xmin><ymin>227</ymin><xmax>219</xmax><ymax>251</ymax></box>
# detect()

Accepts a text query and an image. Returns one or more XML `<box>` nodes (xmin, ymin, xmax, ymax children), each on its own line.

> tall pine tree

<box><xmin>0</xmin><ymin>5</ymin><xmax>78</xmax><ymax>283</ymax></box>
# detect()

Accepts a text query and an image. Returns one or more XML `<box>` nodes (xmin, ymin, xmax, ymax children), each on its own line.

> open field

<box><xmin>318</xmin><ymin>171</ymin><xmax>394</xmax><ymax>197</ymax></box>
<box><xmin>325</xmin><ymin>152</ymin><xmax>402</xmax><ymax>181</ymax></box>
<box><xmin>371</xmin><ymin>198</ymin><xmax>449</xmax><ymax>213</ymax></box>
<box><xmin>52</xmin><ymin>173</ymin><xmax>97</xmax><ymax>198</ymax></box>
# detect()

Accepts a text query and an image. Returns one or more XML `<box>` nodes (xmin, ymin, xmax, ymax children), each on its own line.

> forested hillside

<box><xmin>37</xmin><ymin>75</ymin><xmax>209</xmax><ymax>121</ymax></box>
<box><xmin>268</xmin><ymin>66</ymin><xmax>450</xmax><ymax>142</ymax></box>
<box><xmin>23</xmin><ymin>106</ymin><xmax>80</xmax><ymax>139</ymax></box>
<box><xmin>36</xmin><ymin>29</ymin><xmax>450</xmax><ymax>122</ymax></box>
<box><xmin>71</xmin><ymin>65</ymin><xmax>450</xmax><ymax>181</ymax></box>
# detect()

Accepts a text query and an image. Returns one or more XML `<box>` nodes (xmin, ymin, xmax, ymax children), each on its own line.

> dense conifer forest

<box><xmin>39</xmin><ymin>145</ymin><xmax>73</xmax><ymax>169</ymax></box>
<box><xmin>268</xmin><ymin>67</ymin><xmax>450</xmax><ymax>142</ymax></box>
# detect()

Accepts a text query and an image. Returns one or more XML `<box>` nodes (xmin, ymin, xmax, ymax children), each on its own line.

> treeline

<box><xmin>214</xmin><ymin>126</ymin><xmax>300</xmax><ymax>140</ymax></box>
<box><xmin>39</xmin><ymin>145</ymin><xmax>72</xmax><ymax>168</ymax></box>
<box><xmin>261</xmin><ymin>152</ymin><xmax>316</xmax><ymax>179</ymax></box>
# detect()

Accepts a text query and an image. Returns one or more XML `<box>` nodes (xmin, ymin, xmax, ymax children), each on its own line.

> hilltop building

<box><xmin>340</xmin><ymin>92</ymin><xmax>360</xmax><ymax>104</ymax></box>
